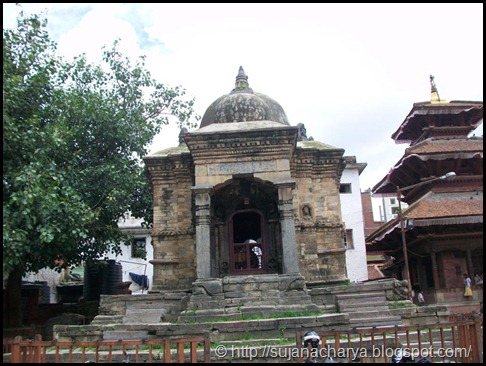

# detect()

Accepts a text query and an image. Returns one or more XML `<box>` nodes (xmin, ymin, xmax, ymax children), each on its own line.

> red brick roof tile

<box><xmin>406</xmin><ymin>138</ymin><xmax>483</xmax><ymax>156</ymax></box>
<box><xmin>405</xmin><ymin>191</ymin><xmax>483</xmax><ymax>219</ymax></box>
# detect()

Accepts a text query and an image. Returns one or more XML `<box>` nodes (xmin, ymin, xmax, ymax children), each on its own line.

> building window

<box><xmin>391</xmin><ymin>207</ymin><xmax>400</xmax><ymax>215</ymax></box>
<box><xmin>344</xmin><ymin>229</ymin><xmax>354</xmax><ymax>250</ymax></box>
<box><xmin>340</xmin><ymin>184</ymin><xmax>352</xmax><ymax>194</ymax></box>
<box><xmin>132</xmin><ymin>238</ymin><xmax>147</xmax><ymax>259</ymax></box>
<box><xmin>390</xmin><ymin>198</ymin><xmax>396</xmax><ymax>205</ymax></box>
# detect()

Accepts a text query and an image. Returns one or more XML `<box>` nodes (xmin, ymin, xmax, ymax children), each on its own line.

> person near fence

<box><xmin>302</xmin><ymin>330</ymin><xmax>338</xmax><ymax>363</ymax></box>
<box><xmin>463</xmin><ymin>273</ymin><xmax>473</xmax><ymax>297</ymax></box>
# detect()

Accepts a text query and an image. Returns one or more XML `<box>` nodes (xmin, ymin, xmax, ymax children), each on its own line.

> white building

<box><xmin>340</xmin><ymin>157</ymin><xmax>369</xmax><ymax>282</ymax></box>
<box><xmin>371</xmin><ymin>194</ymin><xmax>405</xmax><ymax>222</ymax></box>
<box><xmin>105</xmin><ymin>214</ymin><xmax>153</xmax><ymax>294</ymax></box>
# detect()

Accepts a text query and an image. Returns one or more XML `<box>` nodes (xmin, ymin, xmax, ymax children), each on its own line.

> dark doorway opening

<box><xmin>230</xmin><ymin>210</ymin><xmax>265</xmax><ymax>274</ymax></box>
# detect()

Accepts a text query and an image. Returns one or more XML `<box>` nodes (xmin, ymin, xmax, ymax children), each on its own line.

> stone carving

<box><xmin>279</xmin><ymin>275</ymin><xmax>306</xmax><ymax>292</ymax></box>
<box><xmin>220</xmin><ymin>261</ymin><xmax>229</xmax><ymax>275</ymax></box>
<box><xmin>387</xmin><ymin>279</ymin><xmax>409</xmax><ymax>300</ymax></box>
<box><xmin>302</xmin><ymin>205</ymin><xmax>312</xmax><ymax>219</ymax></box>
<box><xmin>297</xmin><ymin>123</ymin><xmax>308</xmax><ymax>141</ymax></box>
<box><xmin>191</xmin><ymin>279</ymin><xmax>223</xmax><ymax>296</ymax></box>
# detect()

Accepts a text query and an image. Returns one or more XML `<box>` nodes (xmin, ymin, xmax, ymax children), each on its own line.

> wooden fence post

<box><xmin>10</xmin><ymin>336</ymin><xmax>22</xmax><ymax>363</ymax></box>
<box><xmin>33</xmin><ymin>334</ymin><xmax>42</xmax><ymax>363</ymax></box>
<box><xmin>468</xmin><ymin>316</ymin><xmax>483</xmax><ymax>363</ymax></box>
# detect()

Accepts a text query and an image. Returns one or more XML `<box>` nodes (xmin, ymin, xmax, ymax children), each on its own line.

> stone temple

<box><xmin>143</xmin><ymin>66</ymin><xmax>348</xmax><ymax>317</ymax></box>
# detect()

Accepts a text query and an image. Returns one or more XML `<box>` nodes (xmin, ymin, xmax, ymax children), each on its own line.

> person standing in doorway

<box><xmin>417</xmin><ymin>291</ymin><xmax>425</xmax><ymax>306</ymax></box>
<box><xmin>463</xmin><ymin>274</ymin><xmax>473</xmax><ymax>298</ymax></box>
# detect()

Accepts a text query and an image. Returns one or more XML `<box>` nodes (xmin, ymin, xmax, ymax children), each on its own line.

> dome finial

<box><xmin>237</xmin><ymin>66</ymin><xmax>246</xmax><ymax>80</ymax></box>
<box><xmin>430</xmin><ymin>74</ymin><xmax>441</xmax><ymax>102</ymax></box>
<box><xmin>231</xmin><ymin>66</ymin><xmax>253</xmax><ymax>94</ymax></box>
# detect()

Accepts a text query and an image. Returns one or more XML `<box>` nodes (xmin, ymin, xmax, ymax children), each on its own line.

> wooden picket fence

<box><xmin>3</xmin><ymin>314</ymin><xmax>482</xmax><ymax>363</ymax></box>
<box><xmin>3</xmin><ymin>335</ymin><xmax>211</xmax><ymax>363</ymax></box>
<box><xmin>295</xmin><ymin>315</ymin><xmax>483</xmax><ymax>363</ymax></box>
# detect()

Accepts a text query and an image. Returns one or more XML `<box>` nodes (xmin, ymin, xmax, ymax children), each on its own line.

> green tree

<box><xmin>3</xmin><ymin>10</ymin><xmax>199</xmax><ymax>326</ymax></box>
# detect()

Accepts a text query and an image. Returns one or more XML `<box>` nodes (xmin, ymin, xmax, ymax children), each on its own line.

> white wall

<box><xmin>340</xmin><ymin>168</ymin><xmax>369</xmax><ymax>282</ymax></box>
<box><xmin>105</xmin><ymin>215</ymin><xmax>153</xmax><ymax>294</ymax></box>
<box><xmin>23</xmin><ymin>268</ymin><xmax>64</xmax><ymax>303</ymax></box>
<box><xmin>371</xmin><ymin>194</ymin><xmax>407</xmax><ymax>222</ymax></box>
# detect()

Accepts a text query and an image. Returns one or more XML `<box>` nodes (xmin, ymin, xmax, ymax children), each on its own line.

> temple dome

<box><xmin>199</xmin><ymin>66</ymin><xmax>290</xmax><ymax>128</ymax></box>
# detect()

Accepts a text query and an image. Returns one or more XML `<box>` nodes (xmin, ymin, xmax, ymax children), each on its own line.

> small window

<box><xmin>344</xmin><ymin>229</ymin><xmax>354</xmax><ymax>250</ymax></box>
<box><xmin>391</xmin><ymin>207</ymin><xmax>400</xmax><ymax>215</ymax></box>
<box><xmin>339</xmin><ymin>184</ymin><xmax>352</xmax><ymax>194</ymax></box>
<box><xmin>390</xmin><ymin>198</ymin><xmax>396</xmax><ymax>205</ymax></box>
<box><xmin>132</xmin><ymin>238</ymin><xmax>147</xmax><ymax>259</ymax></box>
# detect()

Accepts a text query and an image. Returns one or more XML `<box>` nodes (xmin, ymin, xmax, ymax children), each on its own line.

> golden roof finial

<box><xmin>430</xmin><ymin>75</ymin><xmax>441</xmax><ymax>103</ymax></box>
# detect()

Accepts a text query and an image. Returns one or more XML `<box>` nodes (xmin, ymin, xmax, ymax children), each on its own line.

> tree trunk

<box><xmin>5</xmin><ymin>269</ymin><xmax>23</xmax><ymax>327</ymax></box>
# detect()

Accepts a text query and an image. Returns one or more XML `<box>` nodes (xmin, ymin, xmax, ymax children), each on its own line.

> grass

<box><xmin>241</xmin><ymin>311</ymin><xmax>325</xmax><ymax>321</ymax></box>
<box><xmin>177</xmin><ymin>310</ymin><xmax>327</xmax><ymax>324</ymax></box>
<box><xmin>388</xmin><ymin>300</ymin><xmax>414</xmax><ymax>309</ymax></box>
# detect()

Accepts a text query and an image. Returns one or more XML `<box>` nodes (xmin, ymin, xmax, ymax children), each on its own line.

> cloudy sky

<box><xmin>4</xmin><ymin>3</ymin><xmax>483</xmax><ymax>190</ymax></box>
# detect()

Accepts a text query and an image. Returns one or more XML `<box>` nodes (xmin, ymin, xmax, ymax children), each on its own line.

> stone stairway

<box><xmin>179</xmin><ymin>274</ymin><xmax>320</xmax><ymax>322</ymax></box>
<box><xmin>335</xmin><ymin>291</ymin><xmax>403</xmax><ymax>328</ymax></box>
<box><xmin>90</xmin><ymin>291</ymin><xmax>190</xmax><ymax>327</ymax></box>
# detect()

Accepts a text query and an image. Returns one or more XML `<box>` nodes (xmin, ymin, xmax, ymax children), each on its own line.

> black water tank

<box><xmin>100</xmin><ymin>260</ymin><xmax>122</xmax><ymax>295</ymax></box>
<box><xmin>83</xmin><ymin>262</ymin><xmax>102</xmax><ymax>301</ymax></box>
<box><xmin>83</xmin><ymin>260</ymin><xmax>123</xmax><ymax>301</ymax></box>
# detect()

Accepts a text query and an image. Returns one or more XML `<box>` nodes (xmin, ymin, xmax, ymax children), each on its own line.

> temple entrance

<box><xmin>230</xmin><ymin>210</ymin><xmax>265</xmax><ymax>274</ymax></box>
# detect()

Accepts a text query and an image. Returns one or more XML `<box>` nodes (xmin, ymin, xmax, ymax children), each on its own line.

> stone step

<box><xmin>349</xmin><ymin>315</ymin><xmax>402</xmax><ymax>326</ymax></box>
<box><xmin>350</xmin><ymin>315</ymin><xmax>402</xmax><ymax>328</ymax></box>
<box><xmin>178</xmin><ymin>303</ymin><xmax>322</xmax><ymax>323</ymax></box>
<box><xmin>339</xmin><ymin>305</ymin><xmax>389</xmax><ymax>313</ymax></box>
<box><xmin>125</xmin><ymin>302</ymin><xmax>169</xmax><ymax>310</ymax></box>
<box><xmin>338</xmin><ymin>299</ymin><xmax>388</xmax><ymax>307</ymax></box>
<box><xmin>318</xmin><ymin>304</ymin><xmax>336</xmax><ymax>312</ymax></box>
<box><xmin>345</xmin><ymin>309</ymin><xmax>400</xmax><ymax>319</ymax></box>
<box><xmin>336</xmin><ymin>296</ymin><xmax>386</xmax><ymax>306</ymax></box>
<box><xmin>335</xmin><ymin>291</ymin><xmax>385</xmax><ymax>299</ymax></box>
<box><xmin>123</xmin><ymin>309</ymin><xmax>165</xmax><ymax>324</ymax></box>
<box><xmin>338</xmin><ymin>300</ymin><xmax>387</xmax><ymax>307</ymax></box>
<box><xmin>103</xmin><ymin>330</ymin><xmax>150</xmax><ymax>341</ymax></box>
<box><xmin>90</xmin><ymin>315</ymin><xmax>125</xmax><ymax>325</ymax></box>
<box><xmin>350</xmin><ymin>320</ymin><xmax>402</xmax><ymax>328</ymax></box>
<box><xmin>336</xmin><ymin>296</ymin><xmax>388</xmax><ymax>305</ymax></box>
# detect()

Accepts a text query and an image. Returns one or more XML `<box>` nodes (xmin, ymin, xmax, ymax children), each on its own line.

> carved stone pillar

<box><xmin>276</xmin><ymin>181</ymin><xmax>300</xmax><ymax>274</ymax></box>
<box><xmin>193</xmin><ymin>186</ymin><xmax>212</xmax><ymax>279</ymax></box>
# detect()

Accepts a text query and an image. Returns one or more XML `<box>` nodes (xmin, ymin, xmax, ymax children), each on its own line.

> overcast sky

<box><xmin>4</xmin><ymin>3</ymin><xmax>483</xmax><ymax>190</ymax></box>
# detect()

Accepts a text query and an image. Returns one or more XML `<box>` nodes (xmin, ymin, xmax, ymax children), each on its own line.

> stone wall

<box><xmin>292</xmin><ymin>147</ymin><xmax>347</xmax><ymax>283</ymax></box>
<box><xmin>147</xmin><ymin>152</ymin><xmax>196</xmax><ymax>291</ymax></box>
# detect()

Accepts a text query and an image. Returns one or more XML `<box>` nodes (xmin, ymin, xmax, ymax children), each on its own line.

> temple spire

<box><xmin>430</xmin><ymin>74</ymin><xmax>441</xmax><ymax>102</ymax></box>
<box><xmin>231</xmin><ymin>66</ymin><xmax>253</xmax><ymax>94</ymax></box>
